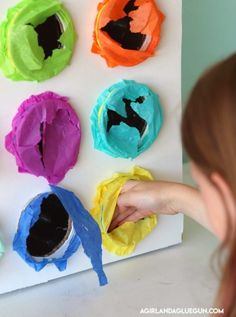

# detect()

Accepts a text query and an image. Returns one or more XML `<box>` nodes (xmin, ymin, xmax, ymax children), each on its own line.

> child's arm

<box><xmin>109</xmin><ymin>181</ymin><xmax>213</xmax><ymax>234</ymax></box>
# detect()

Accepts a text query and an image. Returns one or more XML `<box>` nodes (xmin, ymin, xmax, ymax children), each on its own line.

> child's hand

<box><xmin>108</xmin><ymin>180</ymin><xmax>179</xmax><ymax>232</ymax></box>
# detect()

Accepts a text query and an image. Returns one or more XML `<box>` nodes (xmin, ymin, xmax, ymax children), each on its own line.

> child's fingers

<box><xmin>117</xmin><ymin>191</ymin><xmax>138</xmax><ymax>211</ymax></box>
<box><xmin>109</xmin><ymin>207</ymin><xmax>136</xmax><ymax>232</ymax></box>
<box><xmin>108</xmin><ymin>206</ymin><xmax>136</xmax><ymax>232</ymax></box>
<box><xmin>118</xmin><ymin>210</ymin><xmax>155</xmax><ymax>227</ymax></box>
<box><xmin>109</xmin><ymin>181</ymin><xmax>146</xmax><ymax>232</ymax></box>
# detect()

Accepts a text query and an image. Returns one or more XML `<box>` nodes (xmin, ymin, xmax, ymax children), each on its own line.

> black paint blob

<box><xmin>101</xmin><ymin>0</ymin><xmax>146</xmax><ymax>50</ymax></box>
<box><xmin>27</xmin><ymin>194</ymin><xmax>70</xmax><ymax>257</ymax></box>
<box><xmin>34</xmin><ymin>15</ymin><xmax>64</xmax><ymax>59</ymax></box>
<box><xmin>107</xmin><ymin>96</ymin><xmax>147</xmax><ymax>136</ymax></box>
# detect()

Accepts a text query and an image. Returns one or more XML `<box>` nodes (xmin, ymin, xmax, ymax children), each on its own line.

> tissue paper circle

<box><xmin>91</xmin><ymin>166</ymin><xmax>157</xmax><ymax>256</ymax></box>
<box><xmin>91</xmin><ymin>0</ymin><xmax>165</xmax><ymax>67</ymax></box>
<box><xmin>0</xmin><ymin>0</ymin><xmax>76</xmax><ymax>82</ymax></box>
<box><xmin>13</xmin><ymin>186</ymin><xmax>108</xmax><ymax>286</ymax></box>
<box><xmin>5</xmin><ymin>91</ymin><xmax>81</xmax><ymax>184</ymax></box>
<box><xmin>91</xmin><ymin>80</ymin><xmax>163</xmax><ymax>159</ymax></box>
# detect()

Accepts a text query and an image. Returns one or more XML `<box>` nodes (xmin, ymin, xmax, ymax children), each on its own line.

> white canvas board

<box><xmin>0</xmin><ymin>0</ymin><xmax>183</xmax><ymax>294</ymax></box>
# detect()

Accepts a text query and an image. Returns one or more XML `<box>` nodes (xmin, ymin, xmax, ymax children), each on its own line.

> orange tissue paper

<box><xmin>91</xmin><ymin>0</ymin><xmax>165</xmax><ymax>67</ymax></box>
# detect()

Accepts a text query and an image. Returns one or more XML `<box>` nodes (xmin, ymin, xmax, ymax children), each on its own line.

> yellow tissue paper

<box><xmin>91</xmin><ymin>166</ymin><xmax>157</xmax><ymax>256</ymax></box>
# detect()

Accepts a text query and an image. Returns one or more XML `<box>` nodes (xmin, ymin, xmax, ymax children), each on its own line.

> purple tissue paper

<box><xmin>5</xmin><ymin>91</ymin><xmax>81</xmax><ymax>184</ymax></box>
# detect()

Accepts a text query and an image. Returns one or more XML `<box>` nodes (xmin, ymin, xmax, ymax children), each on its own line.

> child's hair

<box><xmin>182</xmin><ymin>54</ymin><xmax>236</xmax><ymax>316</ymax></box>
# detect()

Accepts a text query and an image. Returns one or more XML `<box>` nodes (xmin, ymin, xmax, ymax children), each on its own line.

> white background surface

<box><xmin>0</xmin><ymin>0</ymin><xmax>183</xmax><ymax>294</ymax></box>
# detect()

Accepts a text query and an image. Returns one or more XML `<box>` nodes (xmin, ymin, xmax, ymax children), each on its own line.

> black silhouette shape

<box><xmin>27</xmin><ymin>194</ymin><xmax>70</xmax><ymax>257</ymax></box>
<box><xmin>101</xmin><ymin>0</ymin><xmax>146</xmax><ymax>50</ymax></box>
<box><xmin>107</xmin><ymin>96</ymin><xmax>147</xmax><ymax>136</ymax></box>
<box><xmin>34</xmin><ymin>14</ymin><xmax>63</xmax><ymax>59</ymax></box>
<box><xmin>37</xmin><ymin>122</ymin><xmax>45</xmax><ymax>167</ymax></box>
<box><xmin>124</xmin><ymin>0</ymin><xmax>139</xmax><ymax>14</ymax></box>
